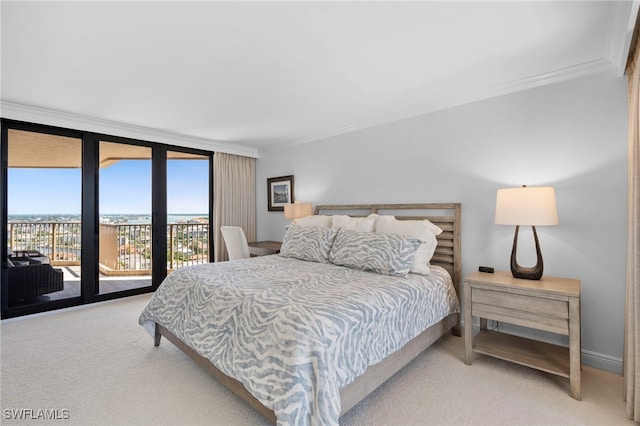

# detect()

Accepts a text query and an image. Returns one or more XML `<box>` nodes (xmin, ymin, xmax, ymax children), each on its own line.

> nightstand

<box><xmin>248</xmin><ymin>241</ymin><xmax>281</xmax><ymax>257</ymax></box>
<box><xmin>463</xmin><ymin>271</ymin><xmax>581</xmax><ymax>400</ymax></box>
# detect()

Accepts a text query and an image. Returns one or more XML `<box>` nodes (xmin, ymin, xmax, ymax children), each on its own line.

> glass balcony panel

<box><xmin>6</xmin><ymin>130</ymin><xmax>82</xmax><ymax>306</ymax></box>
<box><xmin>167</xmin><ymin>151</ymin><xmax>210</xmax><ymax>274</ymax></box>
<box><xmin>98</xmin><ymin>141</ymin><xmax>152</xmax><ymax>295</ymax></box>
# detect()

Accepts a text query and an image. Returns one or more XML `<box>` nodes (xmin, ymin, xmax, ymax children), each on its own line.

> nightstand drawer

<box><xmin>471</xmin><ymin>288</ymin><xmax>569</xmax><ymax>335</ymax></box>
<box><xmin>472</xmin><ymin>288</ymin><xmax>568</xmax><ymax>317</ymax></box>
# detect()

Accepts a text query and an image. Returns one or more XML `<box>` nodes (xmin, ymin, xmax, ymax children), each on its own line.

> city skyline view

<box><xmin>7</xmin><ymin>159</ymin><xmax>209</xmax><ymax>216</ymax></box>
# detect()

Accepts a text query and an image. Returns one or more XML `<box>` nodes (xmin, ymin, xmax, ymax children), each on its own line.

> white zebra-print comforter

<box><xmin>139</xmin><ymin>255</ymin><xmax>459</xmax><ymax>425</ymax></box>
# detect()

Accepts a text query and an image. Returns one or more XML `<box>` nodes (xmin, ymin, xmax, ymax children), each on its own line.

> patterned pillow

<box><xmin>328</xmin><ymin>229</ymin><xmax>422</xmax><ymax>276</ymax></box>
<box><xmin>280</xmin><ymin>225</ymin><xmax>338</xmax><ymax>263</ymax></box>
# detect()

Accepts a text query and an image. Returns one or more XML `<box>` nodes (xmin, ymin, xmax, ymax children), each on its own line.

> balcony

<box><xmin>6</xmin><ymin>221</ymin><xmax>209</xmax><ymax>301</ymax></box>
<box><xmin>97</xmin><ymin>222</ymin><xmax>210</xmax><ymax>273</ymax></box>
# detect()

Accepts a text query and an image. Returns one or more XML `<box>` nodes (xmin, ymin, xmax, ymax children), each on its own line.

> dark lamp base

<box><xmin>510</xmin><ymin>225</ymin><xmax>544</xmax><ymax>280</ymax></box>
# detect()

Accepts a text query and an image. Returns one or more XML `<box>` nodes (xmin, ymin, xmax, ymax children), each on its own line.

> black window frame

<box><xmin>1</xmin><ymin>118</ymin><xmax>214</xmax><ymax>319</ymax></box>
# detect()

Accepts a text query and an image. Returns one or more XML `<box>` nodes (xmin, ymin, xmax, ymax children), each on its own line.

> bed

<box><xmin>139</xmin><ymin>203</ymin><xmax>461</xmax><ymax>425</ymax></box>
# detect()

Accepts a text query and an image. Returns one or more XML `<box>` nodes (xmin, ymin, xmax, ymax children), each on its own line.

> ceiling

<box><xmin>1</xmin><ymin>1</ymin><xmax>638</xmax><ymax>157</ymax></box>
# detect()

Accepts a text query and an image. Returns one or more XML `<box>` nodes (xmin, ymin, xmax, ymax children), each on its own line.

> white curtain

<box><xmin>625</xmin><ymin>33</ymin><xmax>640</xmax><ymax>423</ymax></box>
<box><xmin>213</xmin><ymin>153</ymin><xmax>256</xmax><ymax>262</ymax></box>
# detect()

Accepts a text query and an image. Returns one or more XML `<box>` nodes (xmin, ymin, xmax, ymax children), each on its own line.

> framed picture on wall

<box><xmin>267</xmin><ymin>175</ymin><xmax>294</xmax><ymax>211</ymax></box>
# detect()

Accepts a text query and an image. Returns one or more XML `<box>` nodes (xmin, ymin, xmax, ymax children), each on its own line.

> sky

<box><xmin>8</xmin><ymin>159</ymin><xmax>209</xmax><ymax>215</ymax></box>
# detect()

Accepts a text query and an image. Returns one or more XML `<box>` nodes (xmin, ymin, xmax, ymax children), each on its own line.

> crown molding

<box><xmin>261</xmin><ymin>58</ymin><xmax>616</xmax><ymax>153</ymax></box>
<box><xmin>0</xmin><ymin>101</ymin><xmax>260</xmax><ymax>158</ymax></box>
<box><xmin>2</xmin><ymin>56</ymin><xmax>616</xmax><ymax>158</ymax></box>
<box><xmin>606</xmin><ymin>0</ymin><xmax>639</xmax><ymax>76</ymax></box>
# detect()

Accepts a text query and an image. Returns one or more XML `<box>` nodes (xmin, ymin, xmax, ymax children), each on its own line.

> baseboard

<box><xmin>582</xmin><ymin>349</ymin><xmax>623</xmax><ymax>375</ymax></box>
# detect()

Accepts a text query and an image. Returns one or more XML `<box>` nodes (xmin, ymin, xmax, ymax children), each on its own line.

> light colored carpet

<box><xmin>0</xmin><ymin>294</ymin><xmax>633</xmax><ymax>426</ymax></box>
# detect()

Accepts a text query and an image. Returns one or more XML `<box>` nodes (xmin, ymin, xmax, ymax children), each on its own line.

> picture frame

<box><xmin>267</xmin><ymin>175</ymin><xmax>294</xmax><ymax>211</ymax></box>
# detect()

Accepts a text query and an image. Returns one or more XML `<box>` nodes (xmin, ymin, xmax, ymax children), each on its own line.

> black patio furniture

<box><xmin>7</xmin><ymin>251</ymin><xmax>64</xmax><ymax>302</ymax></box>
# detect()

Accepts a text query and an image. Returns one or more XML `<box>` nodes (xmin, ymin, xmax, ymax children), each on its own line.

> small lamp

<box><xmin>495</xmin><ymin>186</ymin><xmax>558</xmax><ymax>280</ymax></box>
<box><xmin>284</xmin><ymin>202</ymin><xmax>313</xmax><ymax>221</ymax></box>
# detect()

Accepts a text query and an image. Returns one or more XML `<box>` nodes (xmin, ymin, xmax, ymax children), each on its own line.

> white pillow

<box><xmin>293</xmin><ymin>215</ymin><xmax>333</xmax><ymax>228</ymax></box>
<box><xmin>411</xmin><ymin>245</ymin><xmax>437</xmax><ymax>274</ymax></box>
<box><xmin>331</xmin><ymin>214</ymin><xmax>377</xmax><ymax>232</ymax></box>
<box><xmin>375</xmin><ymin>215</ymin><xmax>442</xmax><ymax>239</ymax></box>
<box><xmin>375</xmin><ymin>215</ymin><xmax>442</xmax><ymax>275</ymax></box>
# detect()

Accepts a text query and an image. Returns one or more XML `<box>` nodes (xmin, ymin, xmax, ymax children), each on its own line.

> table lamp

<box><xmin>284</xmin><ymin>202</ymin><xmax>313</xmax><ymax>221</ymax></box>
<box><xmin>495</xmin><ymin>186</ymin><xmax>558</xmax><ymax>280</ymax></box>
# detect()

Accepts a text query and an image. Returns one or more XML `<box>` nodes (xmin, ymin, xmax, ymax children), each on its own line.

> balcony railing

<box><xmin>8</xmin><ymin>222</ymin><xmax>81</xmax><ymax>264</ymax></box>
<box><xmin>7</xmin><ymin>222</ymin><xmax>209</xmax><ymax>274</ymax></box>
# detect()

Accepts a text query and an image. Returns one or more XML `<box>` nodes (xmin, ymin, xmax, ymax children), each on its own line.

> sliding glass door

<box><xmin>98</xmin><ymin>141</ymin><xmax>153</xmax><ymax>295</ymax></box>
<box><xmin>167</xmin><ymin>151</ymin><xmax>210</xmax><ymax>274</ymax></box>
<box><xmin>4</xmin><ymin>128</ymin><xmax>83</xmax><ymax>311</ymax></box>
<box><xmin>1</xmin><ymin>119</ymin><xmax>214</xmax><ymax>319</ymax></box>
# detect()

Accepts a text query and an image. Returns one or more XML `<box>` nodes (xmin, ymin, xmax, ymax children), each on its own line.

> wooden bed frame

<box><xmin>154</xmin><ymin>203</ymin><xmax>461</xmax><ymax>423</ymax></box>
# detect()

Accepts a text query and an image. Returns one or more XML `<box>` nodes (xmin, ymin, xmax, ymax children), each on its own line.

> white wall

<box><xmin>256</xmin><ymin>70</ymin><xmax>629</xmax><ymax>373</ymax></box>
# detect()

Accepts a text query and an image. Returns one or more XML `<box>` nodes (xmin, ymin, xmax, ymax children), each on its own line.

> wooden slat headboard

<box><xmin>314</xmin><ymin>203</ymin><xmax>462</xmax><ymax>298</ymax></box>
